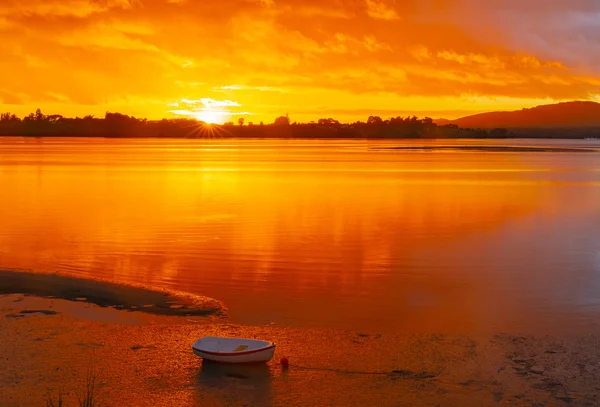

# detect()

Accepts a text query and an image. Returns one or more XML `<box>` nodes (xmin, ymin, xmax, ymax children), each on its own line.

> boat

<box><xmin>192</xmin><ymin>336</ymin><xmax>276</xmax><ymax>363</ymax></box>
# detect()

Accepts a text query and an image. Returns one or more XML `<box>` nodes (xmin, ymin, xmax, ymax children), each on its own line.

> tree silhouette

<box><xmin>490</xmin><ymin>128</ymin><xmax>509</xmax><ymax>138</ymax></box>
<box><xmin>0</xmin><ymin>113</ymin><xmax>20</xmax><ymax>123</ymax></box>
<box><xmin>47</xmin><ymin>114</ymin><xmax>63</xmax><ymax>123</ymax></box>
<box><xmin>317</xmin><ymin>118</ymin><xmax>340</xmax><ymax>127</ymax></box>
<box><xmin>0</xmin><ymin>108</ymin><xmax>526</xmax><ymax>139</ymax></box>
<box><xmin>367</xmin><ymin>116</ymin><xmax>383</xmax><ymax>125</ymax></box>
<box><xmin>273</xmin><ymin>115</ymin><xmax>290</xmax><ymax>126</ymax></box>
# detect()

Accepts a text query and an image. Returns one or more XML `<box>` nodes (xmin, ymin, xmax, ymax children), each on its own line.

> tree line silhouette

<box><xmin>0</xmin><ymin>109</ymin><xmax>517</xmax><ymax>139</ymax></box>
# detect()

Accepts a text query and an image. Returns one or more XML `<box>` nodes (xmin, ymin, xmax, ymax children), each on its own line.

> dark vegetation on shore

<box><xmin>46</xmin><ymin>371</ymin><xmax>100</xmax><ymax>407</ymax></box>
<box><xmin>2</xmin><ymin>109</ymin><xmax>597</xmax><ymax>139</ymax></box>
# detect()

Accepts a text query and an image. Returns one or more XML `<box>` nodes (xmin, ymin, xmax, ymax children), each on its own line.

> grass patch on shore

<box><xmin>45</xmin><ymin>371</ymin><xmax>101</xmax><ymax>407</ymax></box>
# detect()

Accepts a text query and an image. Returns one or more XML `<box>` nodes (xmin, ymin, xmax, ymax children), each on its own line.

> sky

<box><xmin>1</xmin><ymin>0</ymin><xmax>599</xmax><ymax>123</ymax></box>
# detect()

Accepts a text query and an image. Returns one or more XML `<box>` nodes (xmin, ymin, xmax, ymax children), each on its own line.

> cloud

<box><xmin>258</xmin><ymin>0</ymin><xmax>275</xmax><ymax>7</ymax></box>
<box><xmin>0</xmin><ymin>0</ymin><xmax>138</xmax><ymax>18</ymax></box>
<box><xmin>277</xmin><ymin>3</ymin><xmax>354</xmax><ymax>18</ymax></box>
<box><xmin>174</xmin><ymin>98</ymin><xmax>243</xmax><ymax>111</ymax></box>
<box><xmin>427</xmin><ymin>0</ymin><xmax>600</xmax><ymax>74</ymax></box>
<box><xmin>58</xmin><ymin>31</ymin><xmax>159</xmax><ymax>52</ymax></box>
<box><xmin>364</xmin><ymin>0</ymin><xmax>399</xmax><ymax>20</ymax></box>
<box><xmin>0</xmin><ymin>88</ymin><xmax>29</xmax><ymax>105</ymax></box>
<box><xmin>44</xmin><ymin>91</ymin><xmax>73</xmax><ymax>103</ymax></box>
<box><xmin>363</xmin><ymin>35</ymin><xmax>392</xmax><ymax>52</ymax></box>
<box><xmin>199</xmin><ymin>99</ymin><xmax>242</xmax><ymax>108</ymax></box>
<box><xmin>0</xmin><ymin>0</ymin><xmax>599</xmax><ymax>122</ymax></box>
<box><xmin>217</xmin><ymin>85</ymin><xmax>286</xmax><ymax>93</ymax></box>
<box><xmin>0</xmin><ymin>16</ymin><xmax>13</xmax><ymax>29</ymax></box>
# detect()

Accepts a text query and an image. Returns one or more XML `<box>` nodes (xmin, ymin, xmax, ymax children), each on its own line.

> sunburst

<box><xmin>177</xmin><ymin>120</ymin><xmax>234</xmax><ymax>139</ymax></box>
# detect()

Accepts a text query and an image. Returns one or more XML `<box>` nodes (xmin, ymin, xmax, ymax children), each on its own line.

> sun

<box><xmin>194</xmin><ymin>109</ymin><xmax>229</xmax><ymax>124</ymax></box>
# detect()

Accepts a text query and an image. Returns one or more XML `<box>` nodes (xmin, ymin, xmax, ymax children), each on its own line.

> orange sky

<box><xmin>1</xmin><ymin>0</ymin><xmax>599</xmax><ymax>123</ymax></box>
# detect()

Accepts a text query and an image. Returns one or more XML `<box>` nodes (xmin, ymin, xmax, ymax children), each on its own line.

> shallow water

<box><xmin>1</xmin><ymin>137</ymin><xmax>599</xmax><ymax>334</ymax></box>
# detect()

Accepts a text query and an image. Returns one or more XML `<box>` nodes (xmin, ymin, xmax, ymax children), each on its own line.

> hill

<box><xmin>433</xmin><ymin>118</ymin><xmax>452</xmax><ymax>126</ymax></box>
<box><xmin>449</xmin><ymin>101</ymin><xmax>600</xmax><ymax>128</ymax></box>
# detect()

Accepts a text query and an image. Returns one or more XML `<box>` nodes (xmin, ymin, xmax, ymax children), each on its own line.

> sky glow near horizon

<box><xmin>0</xmin><ymin>0</ymin><xmax>599</xmax><ymax>123</ymax></box>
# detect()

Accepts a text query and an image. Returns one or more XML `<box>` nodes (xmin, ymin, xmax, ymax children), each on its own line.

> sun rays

<box><xmin>177</xmin><ymin>119</ymin><xmax>234</xmax><ymax>139</ymax></box>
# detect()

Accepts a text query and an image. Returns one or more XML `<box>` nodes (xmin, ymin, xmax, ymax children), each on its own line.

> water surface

<box><xmin>1</xmin><ymin>137</ymin><xmax>599</xmax><ymax>334</ymax></box>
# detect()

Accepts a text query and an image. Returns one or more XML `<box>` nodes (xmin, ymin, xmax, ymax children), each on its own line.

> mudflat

<box><xmin>2</xmin><ymin>294</ymin><xmax>599</xmax><ymax>407</ymax></box>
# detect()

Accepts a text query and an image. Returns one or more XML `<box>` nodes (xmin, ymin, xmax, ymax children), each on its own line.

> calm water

<box><xmin>1</xmin><ymin>137</ymin><xmax>600</xmax><ymax>334</ymax></box>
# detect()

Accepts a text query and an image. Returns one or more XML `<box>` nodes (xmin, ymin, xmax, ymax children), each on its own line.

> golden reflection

<box><xmin>1</xmin><ymin>139</ymin><xmax>600</xmax><ymax>333</ymax></box>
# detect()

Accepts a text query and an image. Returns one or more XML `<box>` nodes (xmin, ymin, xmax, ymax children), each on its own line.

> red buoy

<box><xmin>280</xmin><ymin>357</ymin><xmax>289</xmax><ymax>367</ymax></box>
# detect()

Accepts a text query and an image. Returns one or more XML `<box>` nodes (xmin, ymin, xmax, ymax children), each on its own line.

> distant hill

<box><xmin>448</xmin><ymin>101</ymin><xmax>600</xmax><ymax>128</ymax></box>
<box><xmin>433</xmin><ymin>118</ymin><xmax>451</xmax><ymax>126</ymax></box>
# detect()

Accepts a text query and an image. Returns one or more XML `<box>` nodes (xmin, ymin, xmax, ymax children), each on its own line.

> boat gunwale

<box><xmin>192</xmin><ymin>343</ymin><xmax>276</xmax><ymax>357</ymax></box>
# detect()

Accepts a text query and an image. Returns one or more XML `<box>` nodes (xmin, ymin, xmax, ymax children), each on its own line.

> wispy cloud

<box><xmin>0</xmin><ymin>0</ymin><xmax>139</xmax><ymax>17</ymax></box>
<box><xmin>364</xmin><ymin>0</ymin><xmax>399</xmax><ymax>20</ymax></box>
<box><xmin>178</xmin><ymin>98</ymin><xmax>242</xmax><ymax>108</ymax></box>
<box><xmin>217</xmin><ymin>85</ymin><xmax>286</xmax><ymax>92</ymax></box>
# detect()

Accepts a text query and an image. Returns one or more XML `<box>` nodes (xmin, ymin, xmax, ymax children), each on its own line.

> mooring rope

<box><xmin>283</xmin><ymin>363</ymin><xmax>439</xmax><ymax>379</ymax></box>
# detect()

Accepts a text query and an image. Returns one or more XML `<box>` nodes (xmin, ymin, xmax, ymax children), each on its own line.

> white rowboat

<box><xmin>192</xmin><ymin>336</ymin><xmax>276</xmax><ymax>363</ymax></box>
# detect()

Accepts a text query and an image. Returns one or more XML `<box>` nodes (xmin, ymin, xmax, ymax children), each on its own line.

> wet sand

<box><xmin>0</xmin><ymin>270</ymin><xmax>225</xmax><ymax>317</ymax></box>
<box><xmin>2</xmin><ymin>294</ymin><xmax>600</xmax><ymax>407</ymax></box>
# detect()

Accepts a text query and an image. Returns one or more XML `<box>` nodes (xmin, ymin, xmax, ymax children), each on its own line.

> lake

<box><xmin>1</xmin><ymin>137</ymin><xmax>599</xmax><ymax>334</ymax></box>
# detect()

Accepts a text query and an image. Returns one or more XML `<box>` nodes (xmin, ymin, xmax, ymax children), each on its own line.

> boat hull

<box><xmin>192</xmin><ymin>336</ymin><xmax>276</xmax><ymax>363</ymax></box>
<box><xmin>193</xmin><ymin>345</ymin><xmax>276</xmax><ymax>363</ymax></box>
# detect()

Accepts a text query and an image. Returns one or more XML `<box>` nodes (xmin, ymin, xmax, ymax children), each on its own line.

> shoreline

<box><xmin>2</xmin><ymin>135</ymin><xmax>600</xmax><ymax>141</ymax></box>
<box><xmin>2</xmin><ymin>294</ymin><xmax>600</xmax><ymax>406</ymax></box>
<box><xmin>373</xmin><ymin>145</ymin><xmax>598</xmax><ymax>153</ymax></box>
